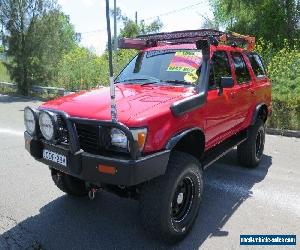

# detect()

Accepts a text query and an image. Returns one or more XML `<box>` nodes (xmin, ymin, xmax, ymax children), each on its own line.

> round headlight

<box><xmin>111</xmin><ymin>128</ymin><xmax>128</xmax><ymax>149</ymax></box>
<box><xmin>39</xmin><ymin>111</ymin><xmax>57</xmax><ymax>141</ymax></box>
<box><xmin>24</xmin><ymin>107</ymin><xmax>38</xmax><ymax>136</ymax></box>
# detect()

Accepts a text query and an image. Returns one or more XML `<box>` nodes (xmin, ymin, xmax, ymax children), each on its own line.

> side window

<box><xmin>247</xmin><ymin>53</ymin><xmax>267</xmax><ymax>78</ymax></box>
<box><xmin>209</xmin><ymin>51</ymin><xmax>231</xmax><ymax>89</ymax></box>
<box><xmin>231</xmin><ymin>52</ymin><xmax>251</xmax><ymax>84</ymax></box>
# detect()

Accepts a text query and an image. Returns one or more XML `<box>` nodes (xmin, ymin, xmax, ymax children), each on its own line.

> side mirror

<box><xmin>220</xmin><ymin>77</ymin><xmax>234</xmax><ymax>88</ymax></box>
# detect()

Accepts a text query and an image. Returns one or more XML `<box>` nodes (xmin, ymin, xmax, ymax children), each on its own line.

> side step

<box><xmin>202</xmin><ymin>130</ymin><xmax>248</xmax><ymax>170</ymax></box>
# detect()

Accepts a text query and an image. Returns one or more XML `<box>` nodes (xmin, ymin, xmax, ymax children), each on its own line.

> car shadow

<box><xmin>0</xmin><ymin>150</ymin><xmax>272</xmax><ymax>250</ymax></box>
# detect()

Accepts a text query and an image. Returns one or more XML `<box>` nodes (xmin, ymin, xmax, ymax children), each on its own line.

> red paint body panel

<box><xmin>40</xmin><ymin>43</ymin><xmax>271</xmax><ymax>154</ymax></box>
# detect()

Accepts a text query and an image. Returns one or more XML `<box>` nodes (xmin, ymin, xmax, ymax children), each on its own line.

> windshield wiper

<box><xmin>163</xmin><ymin>80</ymin><xmax>193</xmax><ymax>86</ymax></box>
<box><xmin>115</xmin><ymin>78</ymin><xmax>159</xmax><ymax>84</ymax></box>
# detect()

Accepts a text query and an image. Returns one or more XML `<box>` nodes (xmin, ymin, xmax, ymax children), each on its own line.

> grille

<box><xmin>75</xmin><ymin>123</ymin><xmax>111</xmax><ymax>154</ymax></box>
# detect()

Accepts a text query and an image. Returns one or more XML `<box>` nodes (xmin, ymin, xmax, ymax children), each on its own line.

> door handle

<box><xmin>247</xmin><ymin>88</ymin><xmax>255</xmax><ymax>94</ymax></box>
<box><xmin>229</xmin><ymin>92</ymin><xmax>235</xmax><ymax>98</ymax></box>
<box><xmin>246</xmin><ymin>85</ymin><xmax>255</xmax><ymax>94</ymax></box>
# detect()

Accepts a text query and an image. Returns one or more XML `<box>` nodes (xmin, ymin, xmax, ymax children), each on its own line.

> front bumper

<box><xmin>25</xmin><ymin>132</ymin><xmax>170</xmax><ymax>186</ymax></box>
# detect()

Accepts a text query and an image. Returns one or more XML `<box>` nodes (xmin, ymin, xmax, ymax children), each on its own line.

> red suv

<box><xmin>24</xmin><ymin>30</ymin><xmax>271</xmax><ymax>243</ymax></box>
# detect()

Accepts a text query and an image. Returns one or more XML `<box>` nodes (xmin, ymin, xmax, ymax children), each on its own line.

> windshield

<box><xmin>116</xmin><ymin>49</ymin><xmax>203</xmax><ymax>86</ymax></box>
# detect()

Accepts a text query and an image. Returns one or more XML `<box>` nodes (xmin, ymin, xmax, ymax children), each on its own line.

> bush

<box><xmin>268</xmin><ymin>94</ymin><xmax>300</xmax><ymax>130</ymax></box>
<box><xmin>54</xmin><ymin>47</ymin><xmax>136</xmax><ymax>91</ymax></box>
<box><xmin>55</xmin><ymin>47</ymin><xmax>108</xmax><ymax>91</ymax></box>
<box><xmin>256</xmin><ymin>40</ymin><xmax>300</xmax><ymax>130</ymax></box>
<box><xmin>0</xmin><ymin>61</ymin><xmax>12</xmax><ymax>82</ymax></box>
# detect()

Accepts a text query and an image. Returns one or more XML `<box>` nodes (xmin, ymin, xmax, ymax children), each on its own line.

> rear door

<box><xmin>230</xmin><ymin>52</ymin><xmax>253</xmax><ymax>127</ymax></box>
<box><xmin>246</xmin><ymin>52</ymin><xmax>272</xmax><ymax>109</ymax></box>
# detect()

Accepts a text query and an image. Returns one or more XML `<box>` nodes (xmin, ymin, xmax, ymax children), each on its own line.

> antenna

<box><xmin>105</xmin><ymin>0</ymin><xmax>117</xmax><ymax>122</ymax></box>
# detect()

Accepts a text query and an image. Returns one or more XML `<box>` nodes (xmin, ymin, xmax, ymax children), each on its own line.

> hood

<box><xmin>40</xmin><ymin>84</ymin><xmax>195</xmax><ymax>125</ymax></box>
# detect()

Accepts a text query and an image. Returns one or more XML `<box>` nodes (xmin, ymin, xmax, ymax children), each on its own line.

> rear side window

<box><xmin>231</xmin><ymin>52</ymin><xmax>251</xmax><ymax>84</ymax></box>
<box><xmin>247</xmin><ymin>53</ymin><xmax>267</xmax><ymax>78</ymax></box>
<box><xmin>209</xmin><ymin>51</ymin><xmax>231</xmax><ymax>89</ymax></box>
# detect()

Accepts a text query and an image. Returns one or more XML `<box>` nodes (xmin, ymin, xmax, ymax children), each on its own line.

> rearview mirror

<box><xmin>220</xmin><ymin>77</ymin><xmax>234</xmax><ymax>88</ymax></box>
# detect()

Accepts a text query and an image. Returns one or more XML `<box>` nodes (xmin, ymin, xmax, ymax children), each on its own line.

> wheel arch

<box><xmin>165</xmin><ymin>128</ymin><xmax>205</xmax><ymax>160</ymax></box>
<box><xmin>251</xmin><ymin>103</ymin><xmax>268</xmax><ymax>125</ymax></box>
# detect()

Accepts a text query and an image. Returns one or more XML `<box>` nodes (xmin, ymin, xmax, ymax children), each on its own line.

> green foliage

<box><xmin>0</xmin><ymin>0</ymin><xmax>76</xmax><ymax>95</ymax></box>
<box><xmin>255</xmin><ymin>40</ymin><xmax>300</xmax><ymax>96</ymax></box>
<box><xmin>111</xmin><ymin>7</ymin><xmax>163</xmax><ymax>38</ymax></box>
<box><xmin>0</xmin><ymin>61</ymin><xmax>11</xmax><ymax>82</ymax></box>
<box><xmin>28</xmin><ymin>10</ymin><xmax>77</xmax><ymax>85</ymax></box>
<box><xmin>267</xmin><ymin>94</ymin><xmax>300</xmax><ymax>130</ymax></box>
<box><xmin>255</xmin><ymin>39</ymin><xmax>300</xmax><ymax>130</ymax></box>
<box><xmin>211</xmin><ymin>0</ymin><xmax>300</xmax><ymax>47</ymax></box>
<box><xmin>55</xmin><ymin>47</ymin><xmax>136</xmax><ymax>91</ymax></box>
<box><xmin>114</xmin><ymin>49</ymin><xmax>137</xmax><ymax>75</ymax></box>
<box><xmin>55</xmin><ymin>47</ymin><xmax>107</xmax><ymax>91</ymax></box>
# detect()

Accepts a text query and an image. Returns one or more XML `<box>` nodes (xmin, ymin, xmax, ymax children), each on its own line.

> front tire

<box><xmin>139</xmin><ymin>151</ymin><xmax>203</xmax><ymax>244</ymax></box>
<box><xmin>237</xmin><ymin>119</ymin><xmax>266</xmax><ymax>168</ymax></box>
<box><xmin>51</xmin><ymin>169</ymin><xmax>88</xmax><ymax>197</ymax></box>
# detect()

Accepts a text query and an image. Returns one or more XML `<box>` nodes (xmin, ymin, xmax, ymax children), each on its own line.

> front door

<box><xmin>204</xmin><ymin>50</ymin><xmax>238</xmax><ymax>149</ymax></box>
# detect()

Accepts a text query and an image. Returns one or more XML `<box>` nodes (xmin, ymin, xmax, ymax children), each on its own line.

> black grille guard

<box><xmin>38</xmin><ymin>108</ymin><xmax>140</xmax><ymax>160</ymax></box>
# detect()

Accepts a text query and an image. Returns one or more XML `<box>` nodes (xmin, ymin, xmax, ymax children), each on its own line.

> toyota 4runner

<box><xmin>24</xmin><ymin>29</ymin><xmax>271</xmax><ymax>243</ymax></box>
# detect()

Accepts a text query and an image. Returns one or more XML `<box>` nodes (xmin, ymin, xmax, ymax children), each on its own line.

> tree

<box><xmin>110</xmin><ymin>7</ymin><xmax>163</xmax><ymax>38</ymax></box>
<box><xmin>0</xmin><ymin>0</ymin><xmax>76</xmax><ymax>95</ymax></box>
<box><xmin>27</xmin><ymin>10</ymin><xmax>77</xmax><ymax>85</ymax></box>
<box><xmin>211</xmin><ymin>0</ymin><xmax>300</xmax><ymax>47</ymax></box>
<box><xmin>55</xmin><ymin>46</ymin><xmax>108</xmax><ymax>91</ymax></box>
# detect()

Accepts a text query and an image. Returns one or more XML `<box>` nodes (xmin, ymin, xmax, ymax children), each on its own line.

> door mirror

<box><xmin>220</xmin><ymin>77</ymin><xmax>234</xmax><ymax>88</ymax></box>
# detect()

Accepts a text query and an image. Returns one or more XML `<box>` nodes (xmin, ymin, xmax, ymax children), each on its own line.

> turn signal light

<box><xmin>98</xmin><ymin>165</ymin><xmax>116</xmax><ymax>175</ymax></box>
<box><xmin>137</xmin><ymin>132</ymin><xmax>146</xmax><ymax>150</ymax></box>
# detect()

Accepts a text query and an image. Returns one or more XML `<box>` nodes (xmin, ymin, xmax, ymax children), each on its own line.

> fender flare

<box><xmin>165</xmin><ymin>128</ymin><xmax>204</xmax><ymax>150</ymax></box>
<box><xmin>251</xmin><ymin>103</ymin><xmax>268</xmax><ymax>126</ymax></box>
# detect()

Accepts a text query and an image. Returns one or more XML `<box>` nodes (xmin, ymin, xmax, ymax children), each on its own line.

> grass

<box><xmin>0</xmin><ymin>61</ymin><xmax>12</xmax><ymax>82</ymax></box>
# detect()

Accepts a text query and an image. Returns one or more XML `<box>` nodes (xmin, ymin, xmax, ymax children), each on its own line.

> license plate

<box><xmin>43</xmin><ymin>149</ymin><xmax>67</xmax><ymax>167</ymax></box>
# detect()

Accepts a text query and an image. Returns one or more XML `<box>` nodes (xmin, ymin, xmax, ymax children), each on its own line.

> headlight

<box><xmin>111</xmin><ymin>128</ymin><xmax>128</xmax><ymax>149</ymax></box>
<box><xmin>110</xmin><ymin>127</ymin><xmax>147</xmax><ymax>152</ymax></box>
<box><xmin>39</xmin><ymin>111</ymin><xmax>57</xmax><ymax>141</ymax></box>
<box><xmin>24</xmin><ymin>107</ymin><xmax>38</xmax><ymax>136</ymax></box>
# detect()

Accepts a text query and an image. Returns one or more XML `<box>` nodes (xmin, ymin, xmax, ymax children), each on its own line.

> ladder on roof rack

<box><xmin>137</xmin><ymin>29</ymin><xmax>225</xmax><ymax>43</ymax></box>
<box><xmin>119</xmin><ymin>29</ymin><xmax>256</xmax><ymax>51</ymax></box>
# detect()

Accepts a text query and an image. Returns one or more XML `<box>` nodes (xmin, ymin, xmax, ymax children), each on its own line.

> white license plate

<box><xmin>43</xmin><ymin>149</ymin><xmax>67</xmax><ymax>167</ymax></box>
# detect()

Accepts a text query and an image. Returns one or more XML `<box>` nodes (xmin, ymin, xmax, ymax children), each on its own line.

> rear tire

<box><xmin>51</xmin><ymin>169</ymin><xmax>88</xmax><ymax>197</ymax></box>
<box><xmin>139</xmin><ymin>151</ymin><xmax>203</xmax><ymax>244</ymax></box>
<box><xmin>237</xmin><ymin>119</ymin><xmax>266</xmax><ymax>168</ymax></box>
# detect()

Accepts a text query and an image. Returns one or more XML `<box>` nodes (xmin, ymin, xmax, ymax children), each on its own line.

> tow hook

<box><xmin>88</xmin><ymin>187</ymin><xmax>100</xmax><ymax>200</ymax></box>
<box><xmin>56</xmin><ymin>172</ymin><xmax>62</xmax><ymax>182</ymax></box>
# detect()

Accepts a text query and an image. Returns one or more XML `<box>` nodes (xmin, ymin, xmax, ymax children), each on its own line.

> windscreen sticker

<box><xmin>184</xmin><ymin>70</ymin><xmax>199</xmax><ymax>83</ymax></box>
<box><xmin>167</xmin><ymin>51</ymin><xmax>202</xmax><ymax>73</ymax></box>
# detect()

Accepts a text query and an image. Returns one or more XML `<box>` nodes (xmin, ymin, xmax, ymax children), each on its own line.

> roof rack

<box><xmin>118</xmin><ymin>29</ymin><xmax>256</xmax><ymax>51</ymax></box>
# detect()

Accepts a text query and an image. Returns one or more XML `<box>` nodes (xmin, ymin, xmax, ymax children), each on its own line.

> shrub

<box><xmin>55</xmin><ymin>47</ymin><xmax>108</xmax><ymax>91</ymax></box>
<box><xmin>268</xmin><ymin>94</ymin><xmax>300</xmax><ymax>130</ymax></box>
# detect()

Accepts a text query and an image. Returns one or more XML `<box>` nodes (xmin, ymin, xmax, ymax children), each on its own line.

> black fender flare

<box><xmin>165</xmin><ymin>128</ymin><xmax>205</xmax><ymax>150</ymax></box>
<box><xmin>251</xmin><ymin>103</ymin><xmax>268</xmax><ymax>126</ymax></box>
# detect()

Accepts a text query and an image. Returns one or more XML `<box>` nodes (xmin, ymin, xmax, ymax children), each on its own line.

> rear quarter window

<box><xmin>247</xmin><ymin>53</ymin><xmax>267</xmax><ymax>78</ymax></box>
